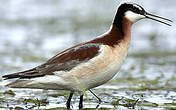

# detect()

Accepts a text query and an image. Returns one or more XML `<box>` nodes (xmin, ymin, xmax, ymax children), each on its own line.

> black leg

<box><xmin>89</xmin><ymin>89</ymin><xmax>102</xmax><ymax>103</ymax></box>
<box><xmin>89</xmin><ymin>89</ymin><xmax>102</xmax><ymax>109</ymax></box>
<box><xmin>79</xmin><ymin>94</ymin><xmax>83</xmax><ymax>109</ymax></box>
<box><xmin>66</xmin><ymin>92</ymin><xmax>74</xmax><ymax>109</ymax></box>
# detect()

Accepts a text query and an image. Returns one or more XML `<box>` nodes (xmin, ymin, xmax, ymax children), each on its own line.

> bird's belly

<box><xmin>69</xmin><ymin>44</ymin><xmax>129</xmax><ymax>91</ymax></box>
<box><xmin>82</xmin><ymin>59</ymin><xmax>124</xmax><ymax>90</ymax></box>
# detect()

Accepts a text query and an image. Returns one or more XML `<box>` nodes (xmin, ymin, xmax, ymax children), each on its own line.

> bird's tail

<box><xmin>2</xmin><ymin>68</ymin><xmax>39</xmax><ymax>88</ymax></box>
<box><xmin>2</xmin><ymin>68</ymin><xmax>44</xmax><ymax>80</ymax></box>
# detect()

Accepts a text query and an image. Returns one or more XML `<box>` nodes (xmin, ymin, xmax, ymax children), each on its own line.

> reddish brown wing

<box><xmin>3</xmin><ymin>43</ymin><xmax>101</xmax><ymax>79</ymax></box>
<box><xmin>47</xmin><ymin>43</ymin><xmax>100</xmax><ymax>64</ymax></box>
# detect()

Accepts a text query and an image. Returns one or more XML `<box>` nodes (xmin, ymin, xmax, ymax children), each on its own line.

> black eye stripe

<box><xmin>130</xmin><ymin>5</ymin><xmax>145</xmax><ymax>14</ymax></box>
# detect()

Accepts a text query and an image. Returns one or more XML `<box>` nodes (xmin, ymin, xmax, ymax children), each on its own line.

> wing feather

<box><xmin>3</xmin><ymin>43</ymin><xmax>101</xmax><ymax>79</ymax></box>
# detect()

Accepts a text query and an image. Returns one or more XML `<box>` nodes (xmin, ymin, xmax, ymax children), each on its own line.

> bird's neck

<box><xmin>113</xmin><ymin>15</ymin><xmax>132</xmax><ymax>35</ymax></box>
<box><xmin>111</xmin><ymin>16</ymin><xmax>132</xmax><ymax>39</ymax></box>
<box><xmin>106</xmin><ymin>17</ymin><xmax>132</xmax><ymax>46</ymax></box>
<box><xmin>90</xmin><ymin>17</ymin><xmax>132</xmax><ymax>47</ymax></box>
<box><xmin>113</xmin><ymin>10</ymin><xmax>127</xmax><ymax>35</ymax></box>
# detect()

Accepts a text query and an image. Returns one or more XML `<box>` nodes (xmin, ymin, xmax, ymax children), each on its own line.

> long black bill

<box><xmin>145</xmin><ymin>12</ymin><xmax>173</xmax><ymax>26</ymax></box>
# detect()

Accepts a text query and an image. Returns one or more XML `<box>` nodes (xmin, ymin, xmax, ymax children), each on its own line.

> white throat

<box><xmin>125</xmin><ymin>11</ymin><xmax>145</xmax><ymax>23</ymax></box>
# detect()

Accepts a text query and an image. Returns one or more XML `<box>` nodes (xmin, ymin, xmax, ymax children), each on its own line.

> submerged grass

<box><xmin>3</xmin><ymin>90</ymin><xmax>16</xmax><ymax>97</ymax></box>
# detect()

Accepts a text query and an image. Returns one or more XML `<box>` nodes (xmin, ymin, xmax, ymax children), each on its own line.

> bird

<box><xmin>2</xmin><ymin>2</ymin><xmax>172</xmax><ymax>109</ymax></box>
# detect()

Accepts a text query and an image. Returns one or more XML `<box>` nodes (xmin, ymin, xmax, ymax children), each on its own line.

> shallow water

<box><xmin>0</xmin><ymin>0</ymin><xmax>176</xmax><ymax>109</ymax></box>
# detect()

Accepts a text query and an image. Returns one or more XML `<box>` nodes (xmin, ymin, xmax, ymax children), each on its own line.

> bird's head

<box><xmin>115</xmin><ymin>2</ymin><xmax>172</xmax><ymax>26</ymax></box>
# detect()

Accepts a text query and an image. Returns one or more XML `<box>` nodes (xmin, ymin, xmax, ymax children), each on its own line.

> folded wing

<box><xmin>3</xmin><ymin>43</ymin><xmax>101</xmax><ymax>79</ymax></box>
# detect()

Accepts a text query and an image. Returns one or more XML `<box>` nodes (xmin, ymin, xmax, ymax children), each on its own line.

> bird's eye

<box><xmin>140</xmin><ymin>9</ymin><xmax>145</xmax><ymax>15</ymax></box>
<box><xmin>134</xmin><ymin>8</ymin><xmax>138</xmax><ymax>13</ymax></box>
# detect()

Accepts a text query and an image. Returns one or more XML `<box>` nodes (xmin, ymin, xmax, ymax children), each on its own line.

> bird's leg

<box><xmin>66</xmin><ymin>92</ymin><xmax>74</xmax><ymax>109</ymax></box>
<box><xmin>89</xmin><ymin>89</ymin><xmax>102</xmax><ymax>103</ymax></box>
<box><xmin>79</xmin><ymin>94</ymin><xmax>84</xmax><ymax>109</ymax></box>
